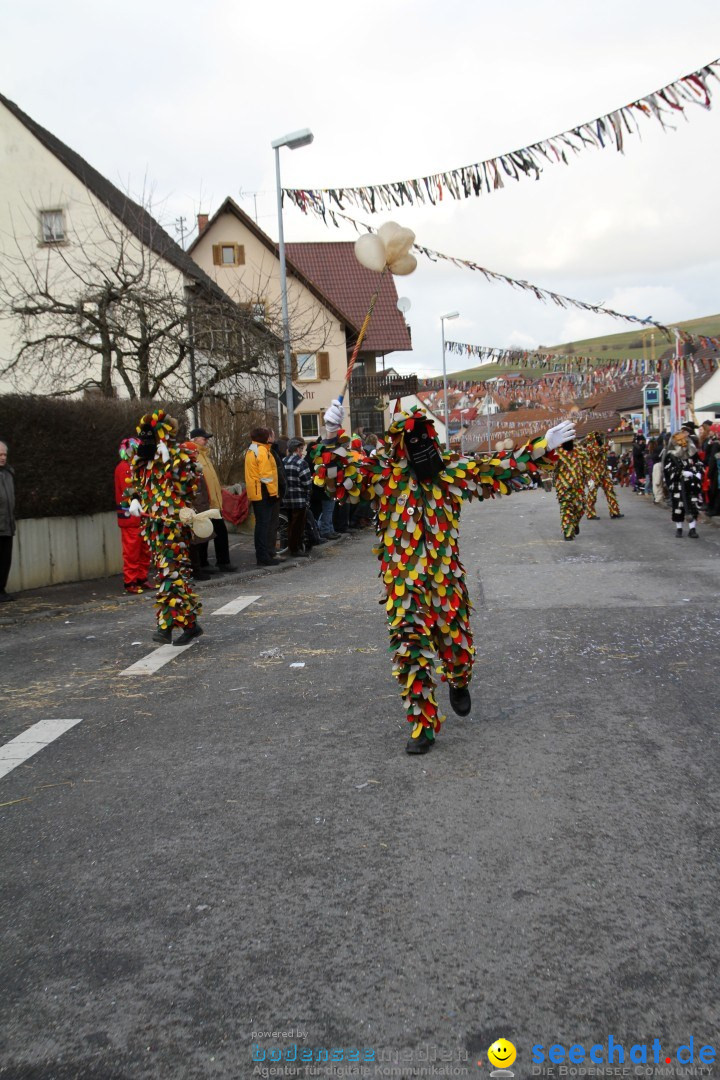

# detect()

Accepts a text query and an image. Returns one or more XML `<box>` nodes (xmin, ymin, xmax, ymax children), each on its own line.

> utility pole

<box><xmin>175</xmin><ymin>216</ymin><xmax>187</xmax><ymax>250</ymax></box>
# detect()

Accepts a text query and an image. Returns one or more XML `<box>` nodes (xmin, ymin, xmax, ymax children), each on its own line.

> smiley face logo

<box><xmin>487</xmin><ymin>1039</ymin><xmax>517</xmax><ymax>1069</ymax></box>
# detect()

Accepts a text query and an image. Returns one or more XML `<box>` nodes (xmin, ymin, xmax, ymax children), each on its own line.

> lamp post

<box><xmin>440</xmin><ymin>311</ymin><xmax>459</xmax><ymax>451</ymax></box>
<box><xmin>459</xmin><ymin>408</ymin><xmax>468</xmax><ymax>456</ymax></box>
<box><xmin>272</xmin><ymin>127</ymin><xmax>314</xmax><ymax>439</ymax></box>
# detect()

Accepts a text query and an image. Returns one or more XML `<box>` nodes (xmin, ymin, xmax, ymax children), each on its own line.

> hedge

<box><xmin>0</xmin><ymin>395</ymin><xmax>186</xmax><ymax>519</ymax></box>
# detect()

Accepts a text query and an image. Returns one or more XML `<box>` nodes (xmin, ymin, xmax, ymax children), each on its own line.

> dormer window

<box><xmin>40</xmin><ymin>209</ymin><xmax>65</xmax><ymax>243</ymax></box>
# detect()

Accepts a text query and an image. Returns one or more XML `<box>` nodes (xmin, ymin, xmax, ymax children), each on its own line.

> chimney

<box><xmin>197</xmin><ymin>213</ymin><xmax>209</xmax><ymax>235</ymax></box>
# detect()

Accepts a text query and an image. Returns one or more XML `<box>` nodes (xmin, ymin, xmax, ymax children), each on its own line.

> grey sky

<box><xmin>3</xmin><ymin>0</ymin><xmax>720</xmax><ymax>377</ymax></box>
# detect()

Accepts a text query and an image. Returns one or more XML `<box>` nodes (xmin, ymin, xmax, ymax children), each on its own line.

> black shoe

<box><xmin>586</xmin><ymin>515</ymin><xmax>598</xmax><ymax>520</ymax></box>
<box><xmin>610</xmin><ymin>513</ymin><xmax>625</xmax><ymax>519</ymax></box>
<box><xmin>0</xmin><ymin>592</ymin><xmax>15</xmax><ymax>603</ymax></box>
<box><xmin>676</xmin><ymin>530</ymin><xmax>684</xmax><ymax>538</ymax></box>
<box><xmin>406</xmin><ymin>727</ymin><xmax>436</xmax><ymax>755</ymax></box>
<box><xmin>574</xmin><ymin>525</ymin><xmax>580</xmax><ymax>535</ymax></box>
<box><xmin>689</xmin><ymin>527</ymin><xmax>699</xmax><ymax>539</ymax></box>
<box><xmin>173</xmin><ymin>623</ymin><xmax>204</xmax><ymax>646</ymax></box>
<box><xmin>200</xmin><ymin>564</ymin><xmax>219</xmax><ymax>573</ymax></box>
<box><xmin>192</xmin><ymin>570</ymin><xmax>212</xmax><ymax>581</ymax></box>
<box><xmin>321</xmin><ymin>532</ymin><xmax>341</xmax><ymax>540</ymax></box>
<box><xmin>152</xmin><ymin>627</ymin><xmax>172</xmax><ymax>644</ymax></box>
<box><xmin>217</xmin><ymin>564</ymin><xmax>238</xmax><ymax>572</ymax></box>
<box><xmin>564</xmin><ymin>534</ymin><xmax>574</xmax><ymax>541</ymax></box>
<box><xmin>257</xmin><ymin>558</ymin><xmax>281</xmax><ymax>566</ymax></box>
<box><xmin>290</xmin><ymin>550</ymin><xmax>310</xmax><ymax>558</ymax></box>
<box><xmin>448</xmin><ymin>685</ymin><xmax>471</xmax><ymax>716</ymax></box>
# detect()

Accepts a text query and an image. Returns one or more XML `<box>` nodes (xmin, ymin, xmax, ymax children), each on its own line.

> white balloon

<box><xmin>354</xmin><ymin>233</ymin><xmax>386</xmax><ymax>273</ymax></box>
<box><xmin>388</xmin><ymin>253</ymin><xmax>417</xmax><ymax>276</ymax></box>
<box><xmin>385</xmin><ymin>226</ymin><xmax>416</xmax><ymax>264</ymax></box>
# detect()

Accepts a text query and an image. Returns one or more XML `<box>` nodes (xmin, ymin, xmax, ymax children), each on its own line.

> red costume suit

<box><xmin>115</xmin><ymin>439</ymin><xmax>151</xmax><ymax>593</ymax></box>
<box><xmin>584</xmin><ymin>433</ymin><xmax>621</xmax><ymax>519</ymax></box>
<box><xmin>314</xmin><ymin>404</ymin><xmax>565</xmax><ymax>754</ymax></box>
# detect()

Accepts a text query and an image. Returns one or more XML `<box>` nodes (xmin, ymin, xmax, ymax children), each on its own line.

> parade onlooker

<box><xmin>269</xmin><ymin>433</ymin><xmax>287</xmax><ymax>559</ymax></box>
<box><xmin>632</xmin><ymin>432</ymin><xmax>647</xmax><ymax>494</ymax></box>
<box><xmin>282</xmin><ymin>437</ymin><xmax>312</xmax><ymax>558</ymax></box>
<box><xmin>0</xmin><ymin>440</ymin><xmax>16</xmax><ymax>603</ymax></box>
<box><xmin>662</xmin><ymin>429</ymin><xmax>704</xmax><ymax>538</ymax></box>
<box><xmin>245</xmin><ymin>427</ymin><xmax>281</xmax><ymax>566</ymax></box>
<box><xmin>115</xmin><ymin>437</ymin><xmax>151</xmax><ymax>593</ymax></box>
<box><xmin>189</xmin><ymin>427</ymin><xmax>237</xmax><ymax>572</ymax></box>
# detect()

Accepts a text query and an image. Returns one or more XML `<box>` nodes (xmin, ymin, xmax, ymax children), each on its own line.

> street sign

<box><xmin>278</xmin><ymin>385</ymin><xmax>305</xmax><ymax>410</ymax></box>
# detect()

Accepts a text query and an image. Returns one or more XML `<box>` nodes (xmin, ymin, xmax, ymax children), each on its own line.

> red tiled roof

<box><xmin>286</xmin><ymin>242</ymin><xmax>412</xmax><ymax>354</ymax></box>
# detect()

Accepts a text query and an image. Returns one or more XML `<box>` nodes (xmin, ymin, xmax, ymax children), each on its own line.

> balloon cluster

<box><xmin>354</xmin><ymin>221</ymin><xmax>417</xmax><ymax>276</ymax></box>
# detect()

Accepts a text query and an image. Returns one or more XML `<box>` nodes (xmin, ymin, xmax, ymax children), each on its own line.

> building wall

<box><xmin>191</xmin><ymin>212</ymin><xmax>349</xmax><ymax>438</ymax></box>
<box><xmin>0</xmin><ymin>102</ymin><xmax>188</xmax><ymax>398</ymax></box>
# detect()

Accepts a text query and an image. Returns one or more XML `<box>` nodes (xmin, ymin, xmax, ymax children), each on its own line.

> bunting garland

<box><xmin>284</xmin><ymin>57</ymin><xmax>720</xmax><ymax>218</ymax></box>
<box><xmin>444</xmin><ymin>340</ymin><xmax>720</xmax><ymax>372</ymax></box>
<box><xmin>321</xmin><ymin>210</ymin><xmax>671</xmax><ymax>332</ymax></box>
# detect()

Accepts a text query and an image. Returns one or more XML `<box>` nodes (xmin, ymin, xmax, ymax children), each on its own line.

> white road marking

<box><xmin>120</xmin><ymin>642</ymin><xmax>197</xmax><ymax>675</ymax></box>
<box><xmin>211</xmin><ymin>594</ymin><xmax>261</xmax><ymax>616</ymax></box>
<box><xmin>0</xmin><ymin>718</ymin><xmax>83</xmax><ymax>781</ymax></box>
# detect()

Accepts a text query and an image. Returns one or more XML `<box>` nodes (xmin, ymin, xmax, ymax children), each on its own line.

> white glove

<box><xmin>128</xmin><ymin>498</ymin><xmax>142</xmax><ymax>517</ymax></box>
<box><xmin>323</xmin><ymin>399</ymin><xmax>345</xmax><ymax>435</ymax></box>
<box><xmin>545</xmin><ymin>420</ymin><xmax>576</xmax><ymax>451</ymax></box>
<box><xmin>682</xmin><ymin>470</ymin><xmax>693</xmax><ymax>479</ymax></box>
<box><xmin>179</xmin><ymin>507</ymin><xmax>195</xmax><ymax>525</ymax></box>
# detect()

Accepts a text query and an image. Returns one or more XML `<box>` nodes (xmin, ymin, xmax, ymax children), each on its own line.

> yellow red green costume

<box><xmin>313</xmin><ymin>406</ymin><xmax>558</xmax><ymax>742</ymax></box>
<box><xmin>131</xmin><ymin>410</ymin><xmax>202</xmax><ymax>633</ymax></box>
<box><xmin>553</xmin><ymin>445</ymin><xmax>590</xmax><ymax>539</ymax></box>
<box><xmin>584</xmin><ymin>433</ymin><xmax>621</xmax><ymax>518</ymax></box>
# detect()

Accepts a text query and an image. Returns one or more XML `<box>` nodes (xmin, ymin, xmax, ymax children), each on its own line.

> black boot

<box><xmin>152</xmin><ymin>627</ymin><xmax>172</xmax><ymax>644</ymax></box>
<box><xmin>406</xmin><ymin>726</ymin><xmax>435</xmax><ymax>755</ymax></box>
<box><xmin>173</xmin><ymin>623</ymin><xmax>204</xmax><ymax>646</ymax></box>
<box><xmin>449</xmin><ymin>685</ymin><xmax>471</xmax><ymax>716</ymax></box>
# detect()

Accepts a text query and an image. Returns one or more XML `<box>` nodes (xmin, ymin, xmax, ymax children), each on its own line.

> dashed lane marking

<box><xmin>0</xmin><ymin>718</ymin><xmax>83</xmax><ymax>781</ymax></box>
<box><xmin>211</xmin><ymin>594</ymin><xmax>261</xmax><ymax>616</ymax></box>
<box><xmin>120</xmin><ymin>641</ymin><xmax>197</xmax><ymax>675</ymax></box>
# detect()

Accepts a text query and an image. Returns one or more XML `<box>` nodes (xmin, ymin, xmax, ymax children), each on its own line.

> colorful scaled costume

<box><xmin>131</xmin><ymin>410</ymin><xmax>203</xmax><ymax>642</ymax></box>
<box><xmin>662</xmin><ymin>430</ymin><xmax>704</xmax><ymax>538</ymax></box>
<box><xmin>553</xmin><ymin>442</ymin><xmax>589</xmax><ymax>540</ymax></box>
<box><xmin>584</xmin><ymin>432</ymin><xmax>622</xmax><ymax>519</ymax></box>
<box><xmin>314</xmin><ymin>403</ymin><xmax>568</xmax><ymax>753</ymax></box>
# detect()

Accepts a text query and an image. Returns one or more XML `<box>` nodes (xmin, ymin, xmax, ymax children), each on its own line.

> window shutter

<box><xmin>235</xmin><ymin>244</ymin><xmax>245</xmax><ymax>265</ymax></box>
<box><xmin>212</xmin><ymin>244</ymin><xmax>222</xmax><ymax>266</ymax></box>
<box><xmin>317</xmin><ymin>351</ymin><xmax>330</xmax><ymax>380</ymax></box>
<box><xmin>291</xmin><ymin>353</ymin><xmax>298</xmax><ymax>380</ymax></box>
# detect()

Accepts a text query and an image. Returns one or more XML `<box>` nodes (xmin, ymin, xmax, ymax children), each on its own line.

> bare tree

<box><xmin>0</xmin><ymin>194</ymin><xmax>282</xmax><ymax>411</ymax></box>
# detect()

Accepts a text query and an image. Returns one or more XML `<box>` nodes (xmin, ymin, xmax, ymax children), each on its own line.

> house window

<box><xmin>301</xmin><ymin>413</ymin><xmax>319</xmax><ymax>438</ymax></box>
<box><xmin>40</xmin><ymin>209</ymin><xmax>65</xmax><ymax>243</ymax></box>
<box><xmin>212</xmin><ymin>243</ymin><xmax>245</xmax><ymax>267</ymax></box>
<box><xmin>296</xmin><ymin>353</ymin><xmax>318</xmax><ymax>381</ymax></box>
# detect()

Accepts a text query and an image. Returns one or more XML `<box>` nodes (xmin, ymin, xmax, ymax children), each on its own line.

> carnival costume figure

<box><xmin>584</xmin><ymin>432</ymin><xmax>623</xmax><ymax>520</ymax></box>
<box><xmin>131</xmin><ymin>410</ymin><xmax>205</xmax><ymax>645</ymax></box>
<box><xmin>553</xmin><ymin>439</ymin><xmax>590</xmax><ymax>541</ymax></box>
<box><xmin>662</xmin><ymin>428</ymin><xmax>704</xmax><ymax>538</ymax></box>
<box><xmin>316</xmin><ymin>399</ymin><xmax>575</xmax><ymax>754</ymax></box>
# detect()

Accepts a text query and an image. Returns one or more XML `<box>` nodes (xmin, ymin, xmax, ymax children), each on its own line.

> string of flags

<box><xmin>284</xmin><ymin>57</ymin><xmax>720</xmax><ymax>218</ymax></box>
<box><xmin>323</xmin><ymin>209</ymin><xmax>671</xmax><ymax>332</ymax></box>
<box><xmin>444</xmin><ymin>340</ymin><xmax>720</xmax><ymax>372</ymax></box>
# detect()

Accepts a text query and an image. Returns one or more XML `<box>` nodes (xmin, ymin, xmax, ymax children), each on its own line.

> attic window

<box><xmin>213</xmin><ymin>243</ymin><xmax>245</xmax><ymax>267</ymax></box>
<box><xmin>40</xmin><ymin>209</ymin><xmax>65</xmax><ymax>243</ymax></box>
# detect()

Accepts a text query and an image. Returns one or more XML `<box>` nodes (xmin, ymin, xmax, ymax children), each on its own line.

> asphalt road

<box><xmin>1</xmin><ymin>488</ymin><xmax>719</xmax><ymax>1080</ymax></box>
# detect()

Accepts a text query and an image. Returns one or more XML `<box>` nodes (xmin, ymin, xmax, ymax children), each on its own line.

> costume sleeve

<box><xmin>312</xmin><ymin>432</ymin><xmax>381</xmax><ymax>503</ymax></box>
<box><xmin>445</xmin><ymin>435</ymin><xmax>557</xmax><ymax>502</ymax></box>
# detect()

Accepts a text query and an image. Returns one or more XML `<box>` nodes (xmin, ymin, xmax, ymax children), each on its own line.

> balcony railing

<box><xmin>350</xmin><ymin>373</ymin><xmax>418</xmax><ymax>398</ymax></box>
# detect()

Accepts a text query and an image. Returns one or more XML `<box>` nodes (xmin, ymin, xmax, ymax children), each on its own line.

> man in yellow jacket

<box><xmin>244</xmin><ymin>426</ymin><xmax>281</xmax><ymax>566</ymax></box>
<box><xmin>189</xmin><ymin>427</ymin><xmax>237</xmax><ymax>572</ymax></box>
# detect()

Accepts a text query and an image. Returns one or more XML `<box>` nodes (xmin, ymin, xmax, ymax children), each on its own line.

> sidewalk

<box><xmin>0</xmin><ymin>527</ymin><xmax>353</xmax><ymax>626</ymax></box>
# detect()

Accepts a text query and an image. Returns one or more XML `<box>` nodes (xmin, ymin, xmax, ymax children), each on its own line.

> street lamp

<box><xmin>459</xmin><ymin>408</ymin><xmax>468</xmax><ymax>456</ymax></box>
<box><xmin>440</xmin><ymin>311</ymin><xmax>459</xmax><ymax>451</ymax></box>
<box><xmin>272</xmin><ymin>127</ymin><xmax>314</xmax><ymax>439</ymax></box>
